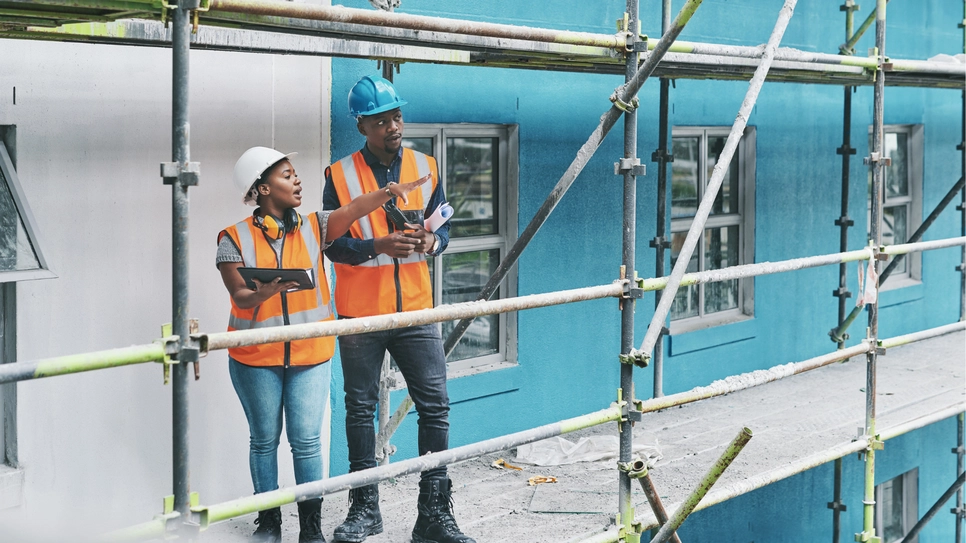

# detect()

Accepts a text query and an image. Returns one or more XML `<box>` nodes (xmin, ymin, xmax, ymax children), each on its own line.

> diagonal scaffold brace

<box><xmin>629</xmin><ymin>0</ymin><xmax>799</xmax><ymax>367</ymax></box>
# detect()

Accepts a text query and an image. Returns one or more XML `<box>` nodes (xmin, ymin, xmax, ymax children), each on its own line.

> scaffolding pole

<box><xmin>859</xmin><ymin>1</ymin><xmax>887</xmax><ymax>541</ymax></box>
<box><xmin>650</xmin><ymin>0</ymin><xmax>673</xmax><ymax>399</ymax></box>
<box><xmin>634</xmin><ymin>0</ymin><xmax>799</xmax><ymax>365</ymax></box>
<box><xmin>955</xmin><ymin>413</ymin><xmax>965</xmax><ymax>543</ymax></box>
<box><xmin>0</xmin><ymin>239</ymin><xmax>960</xmax><ymax>387</ymax></box>
<box><xmin>834</xmin><ymin>0</ymin><xmax>859</xmax><ymax>350</ymax></box>
<box><xmin>618</xmin><ymin>0</ymin><xmax>641</xmax><ymax>539</ymax></box>
<box><xmin>169</xmin><ymin>0</ymin><xmax>193</xmax><ymax>520</ymax></box>
<box><xmin>648</xmin><ymin>428</ymin><xmax>753</xmax><ymax>543</ymax></box>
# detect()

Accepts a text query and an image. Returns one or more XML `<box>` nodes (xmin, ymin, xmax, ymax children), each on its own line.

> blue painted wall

<box><xmin>326</xmin><ymin>0</ymin><xmax>962</xmax><ymax>539</ymax></box>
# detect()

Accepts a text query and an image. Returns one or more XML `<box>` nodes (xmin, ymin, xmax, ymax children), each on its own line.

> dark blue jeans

<box><xmin>339</xmin><ymin>323</ymin><xmax>449</xmax><ymax>480</ymax></box>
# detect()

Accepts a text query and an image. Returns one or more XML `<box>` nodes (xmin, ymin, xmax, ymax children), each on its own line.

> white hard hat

<box><xmin>233</xmin><ymin>146</ymin><xmax>297</xmax><ymax>206</ymax></box>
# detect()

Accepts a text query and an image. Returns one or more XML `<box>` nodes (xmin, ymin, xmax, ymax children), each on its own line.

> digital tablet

<box><xmin>237</xmin><ymin>267</ymin><xmax>316</xmax><ymax>292</ymax></box>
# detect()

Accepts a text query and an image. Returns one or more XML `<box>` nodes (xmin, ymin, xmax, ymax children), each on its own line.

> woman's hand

<box><xmin>389</xmin><ymin>173</ymin><xmax>432</xmax><ymax>205</ymax></box>
<box><xmin>219</xmin><ymin>262</ymin><xmax>298</xmax><ymax>309</ymax></box>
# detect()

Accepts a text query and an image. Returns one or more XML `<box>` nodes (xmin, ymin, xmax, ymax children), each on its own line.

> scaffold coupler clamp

<box><xmin>615</xmin><ymin>13</ymin><xmax>646</xmax><ymax>54</ymax></box>
<box><xmin>618</xmin><ymin>457</ymin><xmax>649</xmax><ymax>479</ymax></box>
<box><xmin>614</xmin><ymin>157</ymin><xmax>646</xmax><ymax>178</ymax></box>
<box><xmin>156</xmin><ymin>324</ymin><xmax>180</xmax><ymax>385</ymax></box>
<box><xmin>161</xmin><ymin>161</ymin><xmax>201</xmax><ymax>186</ymax></box>
<box><xmin>620</xmin><ymin>347</ymin><xmax>650</xmax><ymax>369</ymax></box>
<box><xmin>863</xmin><ymin>151</ymin><xmax>892</xmax><ymax>168</ymax></box>
<box><xmin>854</xmin><ymin>530</ymin><xmax>881</xmax><ymax>543</ymax></box>
<box><xmin>872</xmin><ymin>339</ymin><xmax>886</xmax><ymax>357</ymax></box>
<box><xmin>610</xmin><ymin>84</ymin><xmax>640</xmax><ymax>114</ymax></box>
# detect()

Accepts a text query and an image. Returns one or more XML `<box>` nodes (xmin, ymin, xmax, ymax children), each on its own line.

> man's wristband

<box><xmin>384</xmin><ymin>182</ymin><xmax>397</xmax><ymax>197</ymax></box>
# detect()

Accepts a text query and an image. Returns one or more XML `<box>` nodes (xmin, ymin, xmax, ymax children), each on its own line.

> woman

<box><xmin>216</xmin><ymin>147</ymin><xmax>427</xmax><ymax>543</ymax></box>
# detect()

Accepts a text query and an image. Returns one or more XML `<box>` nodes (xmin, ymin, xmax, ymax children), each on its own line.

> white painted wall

<box><xmin>0</xmin><ymin>38</ymin><xmax>332</xmax><ymax>536</ymax></box>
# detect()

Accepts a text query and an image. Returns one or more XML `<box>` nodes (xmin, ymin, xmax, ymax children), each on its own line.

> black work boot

<box><xmin>411</xmin><ymin>478</ymin><xmax>476</xmax><ymax>543</ymax></box>
<box><xmin>297</xmin><ymin>498</ymin><xmax>327</xmax><ymax>543</ymax></box>
<box><xmin>251</xmin><ymin>507</ymin><xmax>282</xmax><ymax>543</ymax></box>
<box><xmin>333</xmin><ymin>485</ymin><xmax>383</xmax><ymax>542</ymax></box>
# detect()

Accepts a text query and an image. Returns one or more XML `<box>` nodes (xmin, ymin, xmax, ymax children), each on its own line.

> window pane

<box><xmin>704</xmin><ymin>226</ymin><xmax>739</xmax><ymax>314</ymax></box>
<box><xmin>884</xmin><ymin>132</ymin><xmax>908</xmax><ymax>199</ymax></box>
<box><xmin>403</xmin><ymin>137</ymin><xmax>434</xmax><ymax>157</ymax></box>
<box><xmin>883</xmin><ymin>205</ymin><xmax>908</xmax><ymax>275</ymax></box>
<box><xmin>707</xmin><ymin>136</ymin><xmax>739</xmax><ymax>215</ymax></box>
<box><xmin>441</xmin><ymin>249</ymin><xmax>500</xmax><ymax>361</ymax></box>
<box><xmin>670</xmin><ymin>231</ymin><xmax>699</xmax><ymax>320</ymax></box>
<box><xmin>880</xmin><ymin>477</ymin><xmax>905</xmax><ymax>542</ymax></box>
<box><xmin>671</xmin><ymin>137</ymin><xmax>699</xmax><ymax>219</ymax></box>
<box><xmin>446</xmin><ymin>137</ymin><xmax>498</xmax><ymax>238</ymax></box>
<box><xmin>0</xmin><ymin>168</ymin><xmax>40</xmax><ymax>272</ymax></box>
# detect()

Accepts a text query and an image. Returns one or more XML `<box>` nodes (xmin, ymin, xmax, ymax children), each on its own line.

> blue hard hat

<box><xmin>348</xmin><ymin>75</ymin><xmax>408</xmax><ymax>118</ymax></box>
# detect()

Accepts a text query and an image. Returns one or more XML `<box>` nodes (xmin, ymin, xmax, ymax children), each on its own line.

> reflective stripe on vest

<box><xmin>329</xmin><ymin>149</ymin><xmax>436</xmax><ymax>317</ymax></box>
<box><xmin>220</xmin><ymin>215</ymin><xmax>335</xmax><ymax>366</ymax></box>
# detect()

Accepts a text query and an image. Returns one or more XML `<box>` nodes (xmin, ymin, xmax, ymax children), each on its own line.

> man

<box><xmin>323</xmin><ymin>75</ymin><xmax>475</xmax><ymax>543</ymax></box>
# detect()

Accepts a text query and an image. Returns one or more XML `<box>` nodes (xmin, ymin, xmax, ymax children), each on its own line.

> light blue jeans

<box><xmin>229</xmin><ymin>359</ymin><xmax>331</xmax><ymax>494</ymax></box>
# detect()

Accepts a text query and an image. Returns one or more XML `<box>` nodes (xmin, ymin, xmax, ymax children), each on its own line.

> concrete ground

<box><xmin>204</xmin><ymin>329</ymin><xmax>965</xmax><ymax>543</ymax></box>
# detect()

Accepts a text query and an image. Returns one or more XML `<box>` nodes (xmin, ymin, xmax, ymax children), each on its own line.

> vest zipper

<box><xmin>387</xmin><ymin>216</ymin><xmax>403</xmax><ymax>313</ymax></box>
<box><xmin>278</xmin><ymin>233</ymin><xmax>292</xmax><ymax>368</ymax></box>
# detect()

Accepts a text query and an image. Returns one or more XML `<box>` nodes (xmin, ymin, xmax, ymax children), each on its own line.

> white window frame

<box><xmin>403</xmin><ymin>124</ymin><xmax>519</xmax><ymax>378</ymax></box>
<box><xmin>867</xmin><ymin>124</ymin><xmax>923</xmax><ymax>290</ymax></box>
<box><xmin>0</xmin><ymin>136</ymin><xmax>55</xmax><ymax>283</ymax></box>
<box><xmin>669</xmin><ymin>126</ymin><xmax>756</xmax><ymax>334</ymax></box>
<box><xmin>875</xmin><ymin>468</ymin><xmax>919</xmax><ymax>543</ymax></box>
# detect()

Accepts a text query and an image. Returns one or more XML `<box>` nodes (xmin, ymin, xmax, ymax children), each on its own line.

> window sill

<box><xmin>668</xmin><ymin>315</ymin><xmax>757</xmax><ymax>357</ymax></box>
<box><xmin>877</xmin><ymin>278</ymin><xmax>924</xmax><ymax>308</ymax></box>
<box><xmin>0</xmin><ymin>464</ymin><xmax>23</xmax><ymax>510</ymax></box>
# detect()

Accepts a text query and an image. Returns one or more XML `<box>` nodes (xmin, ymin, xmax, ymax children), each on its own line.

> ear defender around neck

<box><xmin>255</xmin><ymin>208</ymin><xmax>302</xmax><ymax>240</ymax></box>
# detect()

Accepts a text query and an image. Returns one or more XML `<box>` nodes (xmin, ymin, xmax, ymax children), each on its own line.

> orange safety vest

<box><xmin>218</xmin><ymin>214</ymin><xmax>335</xmax><ymax>366</ymax></box>
<box><xmin>327</xmin><ymin>148</ymin><xmax>437</xmax><ymax>317</ymax></box>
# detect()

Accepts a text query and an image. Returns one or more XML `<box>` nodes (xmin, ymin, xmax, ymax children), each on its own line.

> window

<box><xmin>403</xmin><ymin>124</ymin><xmax>518</xmax><ymax>375</ymax></box>
<box><xmin>875</xmin><ymin>468</ymin><xmax>919</xmax><ymax>543</ymax></box>
<box><xmin>669</xmin><ymin>127</ymin><xmax>755</xmax><ymax>330</ymax></box>
<box><xmin>867</xmin><ymin>125</ymin><xmax>923</xmax><ymax>288</ymax></box>
<box><xmin>0</xmin><ymin>135</ymin><xmax>54</xmax><ymax>283</ymax></box>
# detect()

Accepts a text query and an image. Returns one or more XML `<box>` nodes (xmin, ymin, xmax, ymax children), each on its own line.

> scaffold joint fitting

<box><xmin>828</xmin><ymin>327</ymin><xmax>849</xmax><ymax>343</ymax></box>
<box><xmin>833</xmin><ymin>287</ymin><xmax>852</xmax><ymax>299</ymax></box>
<box><xmin>615</xmin><ymin>157</ymin><xmax>646</xmax><ymax>177</ymax></box>
<box><xmin>863</xmin><ymin>152</ymin><xmax>892</xmax><ymax>167</ymax></box>
<box><xmin>836</xmin><ymin>144</ymin><xmax>857</xmax><ymax>156</ymax></box>
<box><xmin>834</xmin><ymin>215</ymin><xmax>855</xmax><ymax>227</ymax></box>
<box><xmin>839</xmin><ymin>0</ymin><xmax>859</xmax><ymax>12</ymax></box>
<box><xmin>618</xmin><ymin>457</ymin><xmax>649</xmax><ymax>479</ymax></box>
<box><xmin>619</xmin><ymin>349</ymin><xmax>649</xmax><ymax>368</ymax></box>
<box><xmin>827</xmin><ymin>499</ymin><xmax>848</xmax><ymax>512</ymax></box>
<box><xmin>621</xmin><ymin>280</ymin><xmax>644</xmax><ymax>300</ymax></box>
<box><xmin>609</xmin><ymin>88</ymin><xmax>639</xmax><ymax>113</ymax></box>
<box><xmin>649</xmin><ymin>236</ymin><xmax>671</xmax><ymax>250</ymax></box>
<box><xmin>161</xmin><ymin>161</ymin><xmax>201</xmax><ymax>186</ymax></box>
<box><xmin>952</xmin><ymin>444</ymin><xmax>965</xmax><ymax>456</ymax></box>
<box><xmin>854</xmin><ymin>531</ymin><xmax>881</xmax><ymax>543</ymax></box>
<box><xmin>956</xmin><ymin>141</ymin><xmax>965</xmax><ymax>151</ymax></box>
<box><xmin>651</xmin><ymin>148</ymin><xmax>674</xmax><ymax>164</ymax></box>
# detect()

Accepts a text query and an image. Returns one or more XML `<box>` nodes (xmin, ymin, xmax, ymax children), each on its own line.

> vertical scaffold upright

<box><xmin>860</xmin><ymin>0</ymin><xmax>887</xmax><ymax>541</ymax></box>
<box><xmin>618</xmin><ymin>0</ymin><xmax>641</xmax><ymax>539</ymax></box>
<box><xmin>650</xmin><ymin>0</ymin><xmax>673</xmax><ymax>400</ymax></box>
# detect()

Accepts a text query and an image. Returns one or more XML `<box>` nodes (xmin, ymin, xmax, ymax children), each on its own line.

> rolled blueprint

<box><xmin>425</xmin><ymin>202</ymin><xmax>454</xmax><ymax>232</ymax></box>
